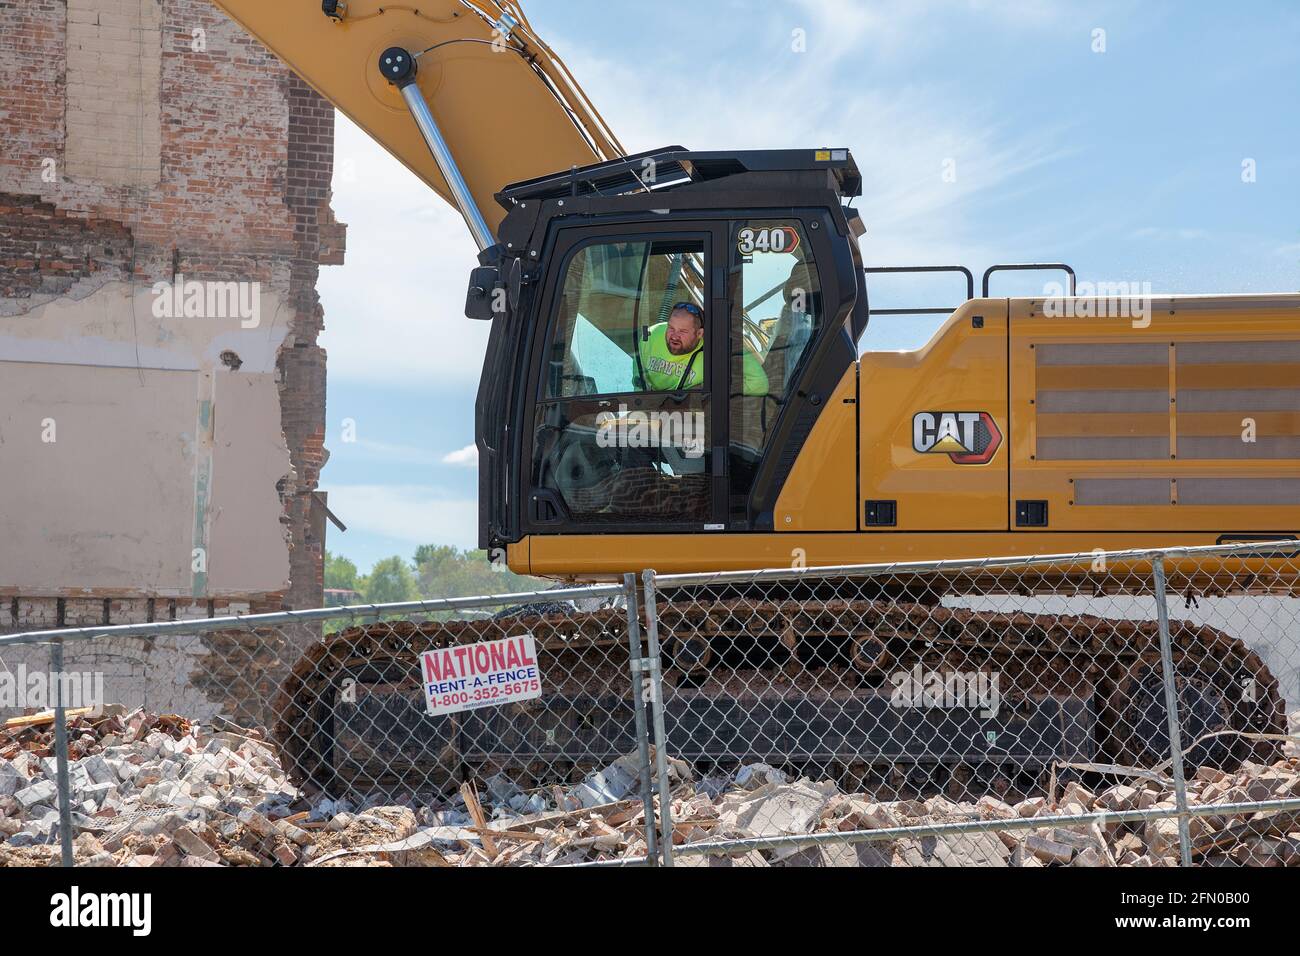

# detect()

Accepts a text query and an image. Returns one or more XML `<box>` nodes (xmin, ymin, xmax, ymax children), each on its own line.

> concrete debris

<box><xmin>975</xmin><ymin>796</ymin><xmax>1016</xmax><ymax>820</ymax></box>
<box><xmin>14</xmin><ymin>780</ymin><xmax>57</xmax><ymax>811</ymax></box>
<box><xmin>171</xmin><ymin>824</ymin><xmax>220</xmax><ymax>863</ymax></box>
<box><xmin>0</xmin><ymin>762</ymin><xmax>25</xmax><ymax>798</ymax></box>
<box><xmin>734</xmin><ymin>763</ymin><xmax>788</xmax><ymax>790</ymax></box>
<box><xmin>834</xmin><ymin>800</ymin><xmax>900</xmax><ymax>831</ymax></box>
<box><xmin>569</xmin><ymin>753</ymin><xmax>643</xmax><ymax>809</ymax></box>
<box><xmin>1025</xmin><ymin>833</ymin><xmax>1074</xmax><ymax>864</ymax></box>
<box><xmin>695</xmin><ymin>775</ymin><xmax>732</xmax><ymax>800</ymax></box>
<box><xmin>1071</xmin><ymin>847</ymin><xmax>1105</xmax><ymax>867</ymax></box>
<box><xmin>485</xmin><ymin>772</ymin><xmax>523</xmax><ymax>807</ymax></box>
<box><xmin>1014</xmin><ymin>797</ymin><xmax>1045</xmax><ymax>817</ymax></box>
<box><xmin>1</xmin><ymin>706</ymin><xmax>1298</xmax><ymax>866</ymax></box>
<box><xmin>717</xmin><ymin>779</ymin><xmax>836</xmax><ymax>839</ymax></box>
<box><xmin>1095</xmin><ymin>784</ymin><xmax>1141</xmax><ymax>811</ymax></box>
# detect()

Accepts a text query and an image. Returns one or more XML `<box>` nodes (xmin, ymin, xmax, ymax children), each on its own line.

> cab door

<box><xmin>725</xmin><ymin>213</ymin><xmax>860</xmax><ymax>530</ymax></box>
<box><xmin>521</xmin><ymin>223</ymin><xmax>727</xmax><ymax>534</ymax></box>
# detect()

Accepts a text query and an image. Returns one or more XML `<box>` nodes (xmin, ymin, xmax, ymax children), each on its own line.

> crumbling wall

<box><xmin>0</xmin><ymin>195</ymin><xmax>135</xmax><ymax>299</ymax></box>
<box><xmin>0</xmin><ymin>0</ymin><xmax>345</xmax><ymax>720</ymax></box>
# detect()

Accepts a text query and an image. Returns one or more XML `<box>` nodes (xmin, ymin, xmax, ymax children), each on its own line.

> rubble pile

<box><xmin>670</xmin><ymin>713</ymin><xmax>1300</xmax><ymax>868</ymax></box>
<box><xmin>0</xmin><ymin>705</ymin><xmax>309</xmax><ymax>867</ymax></box>
<box><xmin>0</xmin><ymin>706</ymin><xmax>682</xmax><ymax>867</ymax></box>
<box><xmin>711</xmin><ymin>760</ymin><xmax>1300</xmax><ymax>868</ymax></box>
<box><xmin>1</xmin><ymin>707</ymin><xmax>1296</xmax><ymax>867</ymax></box>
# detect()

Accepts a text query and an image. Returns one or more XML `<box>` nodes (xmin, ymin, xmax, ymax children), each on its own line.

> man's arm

<box><xmin>741</xmin><ymin>353</ymin><xmax>771</xmax><ymax>397</ymax></box>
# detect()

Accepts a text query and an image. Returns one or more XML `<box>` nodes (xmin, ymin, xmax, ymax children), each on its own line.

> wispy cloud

<box><xmin>441</xmin><ymin>444</ymin><xmax>478</xmax><ymax>467</ymax></box>
<box><xmin>786</xmin><ymin>0</ymin><xmax>1079</xmax><ymax>65</ymax></box>
<box><xmin>558</xmin><ymin>0</ymin><xmax>1089</xmax><ymax>267</ymax></box>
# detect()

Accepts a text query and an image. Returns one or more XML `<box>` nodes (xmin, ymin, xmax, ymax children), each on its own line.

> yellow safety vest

<box><xmin>638</xmin><ymin>324</ymin><xmax>769</xmax><ymax>395</ymax></box>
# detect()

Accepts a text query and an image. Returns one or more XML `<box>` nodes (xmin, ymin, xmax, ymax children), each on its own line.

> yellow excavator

<box><xmin>213</xmin><ymin>0</ymin><xmax>1296</xmax><ymax>798</ymax></box>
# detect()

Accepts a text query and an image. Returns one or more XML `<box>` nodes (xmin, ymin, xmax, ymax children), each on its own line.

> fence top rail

<box><xmin>0</xmin><ymin>582</ymin><xmax>625</xmax><ymax>649</ymax></box>
<box><xmin>2</xmin><ymin>539</ymin><xmax>1292</xmax><ymax>649</ymax></box>
<box><xmin>648</xmin><ymin>538</ymin><xmax>1300</xmax><ymax>590</ymax></box>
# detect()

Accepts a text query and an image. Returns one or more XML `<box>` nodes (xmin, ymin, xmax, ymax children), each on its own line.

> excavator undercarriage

<box><xmin>274</xmin><ymin>581</ymin><xmax>1287</xmax><ymax>803</ymax></box>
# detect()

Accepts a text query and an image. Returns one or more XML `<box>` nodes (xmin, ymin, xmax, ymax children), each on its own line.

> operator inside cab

<box><xmin>639</xmin><ymin>302</ymin><xmax>768</xmax><ymax>395</ymax></box>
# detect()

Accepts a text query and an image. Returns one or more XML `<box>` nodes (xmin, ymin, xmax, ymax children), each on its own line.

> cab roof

<box><xmin>496</xmin><ymin>146</ymin><xmax>862</xmax><ymax>208</ymax></box>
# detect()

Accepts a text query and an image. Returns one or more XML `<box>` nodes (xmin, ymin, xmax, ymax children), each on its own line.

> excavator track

<box><xmin>273</xmin><ymin>596</ymin><xmax>1286</xmax><ymax>802</ymax></box>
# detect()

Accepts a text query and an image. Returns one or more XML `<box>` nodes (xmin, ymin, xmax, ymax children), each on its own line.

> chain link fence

<box><xmin>645</xmin><ymin>541</ymin><xmax>1300</xmax><ymax>867</ymax></box>
<box><xmin>1</xmin><ymin>542</ymin><xmax>1297</xmax><ymax>867</ymax></box>
<box><xmin>0</xmin><ymin>582</ymin><xmax>662</xmax><ymax>867</ymax></box>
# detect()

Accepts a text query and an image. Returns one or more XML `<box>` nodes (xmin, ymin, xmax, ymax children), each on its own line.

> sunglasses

<box><xmin>672</xmin><ymin>302</ymin><xmax>704</xmax><ymax>318</ymax></box>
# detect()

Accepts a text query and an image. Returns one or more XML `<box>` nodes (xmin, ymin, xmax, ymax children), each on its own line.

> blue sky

<box><xmin>317</xmin><ymin>0</ymin><xmax>1300</xmax><ymax>573</ymax></box>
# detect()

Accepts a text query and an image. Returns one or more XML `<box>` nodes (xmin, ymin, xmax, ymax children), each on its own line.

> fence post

<box><xmin>641</xmin><ymin>569</ymin><xmax>675</xmax><ymax>867</ymax></box>
<box><xmin>1151</xmin><ymin>554</ymin><xmax>1193</xmax><ymax>867</ymax></box>
<box><xmin>622</xmin><ymin>573</ymin><xmax>659</xmax><ymax>865</ymax></box>
<box><xmin>50</xmin><ymin>638</ymin><xmax>75</xmax><ymax>868</ymax></box>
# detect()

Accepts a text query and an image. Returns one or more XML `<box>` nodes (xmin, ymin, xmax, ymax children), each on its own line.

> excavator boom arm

<box><xmin>211</xmin><ymin>0</ymin><xmax>624</xmax><ymax>237</ymax></box>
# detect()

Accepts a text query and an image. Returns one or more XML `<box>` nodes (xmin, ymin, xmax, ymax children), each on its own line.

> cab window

<box><xmin>729</xmin><ymin>220</ymin><xmax>823</xmax><ymax>509</ymax></box>
<box><xmin>543</xmin><ymin>240</ymin><xmax>705</xmax><ymax>399</ymax></box>
<box><xmin>530</xmin><ymin>236</ymin><xmax>713</xmax><ymax>527</ymax></box>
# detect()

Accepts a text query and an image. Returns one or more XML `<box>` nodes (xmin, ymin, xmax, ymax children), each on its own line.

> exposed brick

<box><xmin>108</xmin><ymin>599</ymin><xmax>153</xmax><ymax>625</ymax></box>
<box><xmin>64</xmin><ymin>599</ymin><xmax>106</xmax><ymax>628</ymax></box>
<box><xmin>15</xmin><ymin>599</ymin><xmax>59</xmax><ymax>630</ymax></box>
<box><xmin>0</xmin><ymin>193</ymin><xmax>134</xmax><ymax>297</ymax></box>
<box><xmin>173</xmin><ymin>601</ymin><xmax>210</xmax><ymax>622</ymax></box>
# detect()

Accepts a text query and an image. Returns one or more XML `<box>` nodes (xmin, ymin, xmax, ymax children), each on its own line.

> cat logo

<box><xmin>912</xmin><ymin>411</ymin><xmax>1003</xmax><ymax>465</ymax></box>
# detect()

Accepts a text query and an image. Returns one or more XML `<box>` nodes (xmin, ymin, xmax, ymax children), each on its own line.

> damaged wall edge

<box><xmin>0</xmin><ymin>1</ymin><xmax>347</xmax><ymax>715</ymax></box>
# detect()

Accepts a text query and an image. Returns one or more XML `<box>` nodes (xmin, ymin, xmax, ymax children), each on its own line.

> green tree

<box><xmin>416</xmin><ymin>546</ymin><xmax>462</xmax><ymax>590</ymax></box>
<box><xmin>364</xmin><ymin>555</ymin><xmax>419</xmax><ymax>604</ymax></box>
<box><xmin>326</xmin><ymin>545</ymin><xmax>549</xmax><ymax>612</ymax></box>
<box><xmin>412</xmin><ymin>545</ymin><xmax>546</xmax><ymax>599</ymax></box>
<box><xmin>324</xmin><ymin>551</ymin><xmax>360</xmax><ymax>592</ymax></box>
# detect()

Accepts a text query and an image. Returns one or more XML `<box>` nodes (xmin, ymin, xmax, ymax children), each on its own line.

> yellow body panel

<box><xmin>211</xmin><ymin>0</ymin><xmax>620</xmax><ymax>232</ymax></box>
<box><xmin>855</xmin><ymin>300</ymin><xmax>1009</xmax><ymax>531</ymax></box>
<box><xmin>522</xmin><ymin>531</ymin><xmax>1286</xmax><ymax>580</ymax></box>
<box><xmin>1009</xmin><ymin>294</ymin><xmax>1300</xmax><ymax>533</ymax></box>
<box><xmin>772</xmin><ymin>366</ymin><xmax>858</xmax><ymax>531</ymax></box>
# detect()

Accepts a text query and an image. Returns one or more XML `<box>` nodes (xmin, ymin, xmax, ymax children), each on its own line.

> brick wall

<box><xmin>281</xmin><ymin>71</ymin><xmax>337</xmax><ymax>609</ymax></box>
<box><xmin>0</xmin><ymin>0</ymin><xmax>319</xmax><ymax>282</ymax></box>
<box><xmin>0</xmin><ymin>1</ymin><xmax>343</xmax><ymax>629</ymax></box>
<box><xmin>0</xmin><ymin>194</ymin><xmax>134</xmax><ymax>298</ymax></box>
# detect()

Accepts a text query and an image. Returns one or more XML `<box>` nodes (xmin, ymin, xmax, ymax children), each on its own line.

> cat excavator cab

<box><xmin>475</xmin><ymin>147</ymin><xmax>869</xmax><ymax>564</ymax></box>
